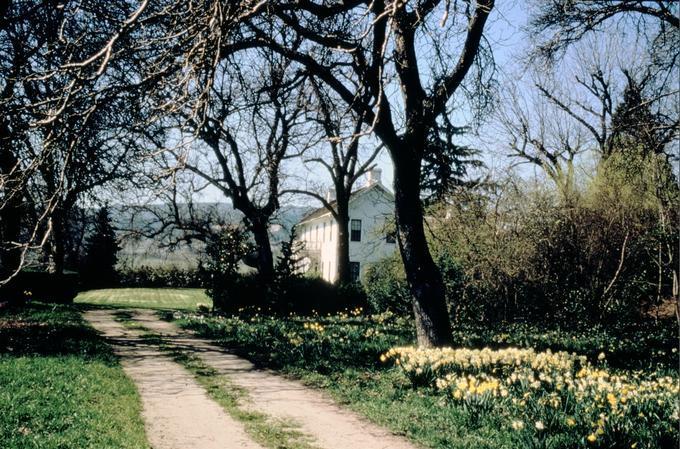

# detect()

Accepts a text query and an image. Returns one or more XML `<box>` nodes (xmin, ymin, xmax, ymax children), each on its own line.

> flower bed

<box><xmin>383</xmin><ymin>346</ymin><xmax>678</xmax><ymax>448</ymax></box>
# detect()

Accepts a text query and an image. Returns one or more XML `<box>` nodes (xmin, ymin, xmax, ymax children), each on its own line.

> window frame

<box><xmin>350</xmin><ymin>219</ymin><xmax>362</xmax><ymax>242</ymax></box>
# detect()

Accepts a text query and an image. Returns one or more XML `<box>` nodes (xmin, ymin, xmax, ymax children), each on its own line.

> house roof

<box><xmin>297</xmin><ymin>182</ymin><xmax>394</xmax><ymax>225</ymax></box>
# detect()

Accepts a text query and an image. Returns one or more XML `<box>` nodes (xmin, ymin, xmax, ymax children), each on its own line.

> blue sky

<box><xmin>159</xmin><ymin>1</ymin><xmax>662</xmax><ymax>208</ymax></box>
<box><xmin>339</xmin><ymin>1</ymin><xmax>530</xmax><ymax>195</ymax></box>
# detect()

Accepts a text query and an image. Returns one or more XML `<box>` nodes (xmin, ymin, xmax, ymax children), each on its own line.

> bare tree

<box><xmin>498</xmin><ymin>80</ymin><xmax>592</xmax><ymax>203</ymax></box>
<box><xmin>0</xmin><ymin>0</ymin><xmax>165</xmax><ymax>280</ymax></box>
<box><xmin>286</xmin><ymin>79</ymin><xmax>382</xmax><ymax>284</ymax></box>
<box><xmin>226</xmin><ymin>0</ymin><xmax>496</xmax><ymax>346</ymax></box>
<box><xmin>529</xmin><ymin>0</ymin><xmax>678</xmax><ymax>65</ymax></box>
<box><xmin>500</xmin><ymin>30</ymin><xmax>678</xmax><ymax>202</ymax></box>
<box><xmin>0</xmin><ymin>0</ymin><xmax>265</xmax><ymax>281</ymax></box>
<box><xmin>162</xmin><ymin>49</ymin><xmax>308</xmax><ymax>280</ymax></box>
<box><xmin>122</xmin><ymin>177</ymin><xmax>239</xmax><ymax>251</ymax></box>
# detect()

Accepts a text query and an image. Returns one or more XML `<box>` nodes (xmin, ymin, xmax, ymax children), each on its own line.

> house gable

<box><xmin>297</xmin><ymin>183</ymin><xmax>394</xmax><ymax>227</ymax></box>
<box><xmin>294</xmin><ymin>182</ymin><xmax>396</xmax><ymax>282</ymax></box>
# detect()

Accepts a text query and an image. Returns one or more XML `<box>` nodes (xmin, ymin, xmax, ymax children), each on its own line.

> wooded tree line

<box><xmin>0</xmin><ymin>1</ymin><xmax>677</xmax><ymax>346</ymax></box>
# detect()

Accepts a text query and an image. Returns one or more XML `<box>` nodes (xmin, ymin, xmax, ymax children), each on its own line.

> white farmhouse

<box><xmin>295</xmin><ymin>168</ymin><xmax>397</xmax><ymax>282</ymax></box>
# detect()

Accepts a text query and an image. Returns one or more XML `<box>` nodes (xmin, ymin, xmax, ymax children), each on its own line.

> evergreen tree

<box><xmin>275</xmin><ymin>226</ymin><xmax>304</xmax><ymax>281</ymax></box>
<box><xmin>607</xmin><ymin>75</ymin><xmax>674</xmax><ymax>159</ymax></box>
<box><xmin>81</xmin><ymin>207</ymin><xmax>120</xmax><ymax>288</ymax></box>
<box><xmin>202</xmin><ymin>226</ymin><xmax>253</xmax><ymax>311</ymax></box>
<box><xmin>421</xmin><ymin>118</ymin><xmax>482</xmax><ymax>204</ymax></box>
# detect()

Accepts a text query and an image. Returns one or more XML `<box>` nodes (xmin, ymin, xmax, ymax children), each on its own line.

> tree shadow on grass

<box><xmin>0</xmin><ymin>301</ymin><xmax>117</xmax><ymax>365</ymax></box>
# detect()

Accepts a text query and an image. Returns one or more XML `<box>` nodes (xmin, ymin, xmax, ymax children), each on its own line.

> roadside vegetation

<box><xmin>164</xmin><ymin>139</ymin><xmax>678</xmax><ymax>449</ymax></box>
<box><xmin>0</xmin><ymin>302</ymin><xmax>148</xmax><ymax>449</ymax></box>
<box><xmin>165</xmin><ymin>309</ymin><xmax>678</xmax><ymax>449</ymax></box>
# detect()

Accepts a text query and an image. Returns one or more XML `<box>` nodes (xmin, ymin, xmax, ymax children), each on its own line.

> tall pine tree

<box><xmin>81</xmin><ymin>207</ymin><xmax>119</xmax><ymax>288</ymax></box>
<box><xmin>606</xmin><ymin>74</ymin><xmax>674</xmax><ymax>159</ymax></box>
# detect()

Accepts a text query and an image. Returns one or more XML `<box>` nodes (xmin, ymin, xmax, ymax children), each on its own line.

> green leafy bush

<box><xmin>207</xmin><ymin>273</ymin><xmax>367</xmax><ymax>315</ymax></box>
<box><xmin>423</xmin><ymin>148</ymin><xmax>679</xmax><ymax>326</ymax></box>
<box><xmin>117</xmin><ymin>265</ymin><xmax>203</xmax><ymax>288</ymax></box>
<box><xmin>362</xmin><ymin>254</ymin><xmax>411</xmax><ymax>316</ymax></box>
<box><xmin>202</xmin><ymin>227</ymin><xmax>254</xmax><ymax>311</ymax></box>
<box><xmin>362</xmin><ymin>252</ymin><xmax>469</xmax><ymax>321</ymax></box>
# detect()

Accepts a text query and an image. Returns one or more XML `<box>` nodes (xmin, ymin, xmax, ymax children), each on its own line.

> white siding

<box><xmin>296</xmin><ymin>184</ymin><xmax>396</xmax><ymax>282</ymax></box>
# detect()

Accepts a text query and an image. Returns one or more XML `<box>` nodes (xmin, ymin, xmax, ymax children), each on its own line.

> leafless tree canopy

<box><xmin>529</xmin><ymin>0</ymin><xmax>678</xmax><ymax>66</ymax></box>
<box><xmin>0</xmin><ymin>1</ymin><xmax>156</xmax><ymax>278</ymax></box>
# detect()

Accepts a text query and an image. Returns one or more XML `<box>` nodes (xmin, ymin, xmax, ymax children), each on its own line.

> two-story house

<box><xmin>295</xmin><ymin>168</ymin><xmax>396</xmax><ymax>282</ymax></box>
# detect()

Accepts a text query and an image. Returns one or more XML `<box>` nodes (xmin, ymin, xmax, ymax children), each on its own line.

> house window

<box><xmin>315</xmin><ymin>225</ymin><xmax>319</xmax><ymax>241</ymax></box>
<box><xmin>350</xmin><ymin>219</ymin><xmax>362</xmax><ymax>242</ymax></box>
<box><xmin>329</xmin><ymin>222</ymin><xmax>333</xmax><ymax>241</ymax></box>
<box><xmin>386</xmin><ymin>231</ymin><xmax>396</xmax><ymax>244</ymax></box>
<box><xmin>349</xmin><ymin>262</ymin><xmax>360</xmax><ymax>282</ymax></box>
<box><xmin>323</xmin><ymin>222</ymin><xmax>326</xmax><ymax>242</ymax></box>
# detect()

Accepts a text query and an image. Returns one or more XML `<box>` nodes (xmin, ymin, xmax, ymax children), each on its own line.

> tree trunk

<box><xmin>0</xmin><ymin>194</ymin><xmax>22</xmax><ymax>279</ymax></box>
<box><xmin>250</xmin><ymin>219</ymin><xmax>274</xmax><ymax>281</ymax></box>
<box><xmin>335</xmin><ymin>192</ymin><xmax>351</xmax><ymax>285</ymax></box>
<box><xmin>48</xmin><ymin>210</ymin><xmax>67</xmax><ymax>275</ymax></box>
<box><xmin>392</xmin><ymin>147</ymin><xmax>453</xmax><ymax>347</ymax></box>
<box><xmin>0</xmin><ymin>128</ymin><xmax>23</xmax><ymax>280</ymax></box>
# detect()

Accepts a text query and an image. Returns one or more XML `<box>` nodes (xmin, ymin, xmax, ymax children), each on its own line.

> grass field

<box><xmin>0</xmin><ymin>302</ymin><xmax>149</xmax><ymax>449</ymax></box>
<box><xmin>76</xmin><ymin>288</ymin><xmax>211</xmax><ymax>311</ymax></box>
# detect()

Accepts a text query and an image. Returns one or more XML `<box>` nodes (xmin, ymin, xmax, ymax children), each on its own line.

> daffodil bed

<box><xmin>165</xmin><ymin>308</ymin><xmax>414</xmax><ymax>372</ymax></box>
<box><xmin>383</xmin><ymin>346</ymin><xmax>678</xmax><ymax>448</ymax></box>
<box><xmin>166</xmin><ymin>310</ymin><xmax>678</xmax><ymax>449</ymax></box>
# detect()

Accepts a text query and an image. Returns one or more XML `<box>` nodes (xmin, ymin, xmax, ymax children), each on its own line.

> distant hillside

<box><xmin>111</xmin><ymin>203</ymin><xmax>312</xmax><ymax>268</ymax></box>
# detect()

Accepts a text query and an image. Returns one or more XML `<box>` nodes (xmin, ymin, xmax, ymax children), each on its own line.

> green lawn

<box><xmin>76</xmin><ymin>288</ymin><xmax>211</xmax><ymax>311</ymax></box>
<box><xmin>0</xmin><ymin>302</ymin><xmax>149</xmax><ymax>449</ymax></box>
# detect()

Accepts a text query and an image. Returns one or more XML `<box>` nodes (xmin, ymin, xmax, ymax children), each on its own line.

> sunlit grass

<box><xmin>76</xmin><ymin>287</ymin><xmax>211</xmax><ymax>311</ymax></box>
<box><xmin>0</xmin><ymin>302</ymin><xmax>149</xmax><ymax>449</ymax></box>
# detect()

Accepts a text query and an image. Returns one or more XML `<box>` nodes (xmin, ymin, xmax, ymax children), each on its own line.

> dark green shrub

<box><xmin>80</xmin><ymin>207</ymin><xmax>119</xmax><ymax>289</ymax></box>
<box><xmin>202</xmin><ymin>227</ymin><xmax>255</xmax><ymax>312</ymax></box>
<box><xmin>208</xmin><ymin>273</ymin><xmax>367</xmax><ymax>315</ymax></box>
<box><xmin>210</xmin><ymin>272</ymin><xmax>268</xmax><ymax>313</ymax></box>
<box><xmin>116</xmin><ymin>265</ymin><xmax>203</xmax><ymax>288</ymax></box>
<box><xmin>203</xmin><ymin>226</ymin><xmax>367</xmax><ymax>315</ymax></box>
<box><xmin>362</xmin><ymin>255</ymin><xmax>411</xmax><ymax>316</ymax></box>
<box><xmin>363</xmin><ymin>253</ymin><xmax>470</xmax><ymax>320</ymax></box>
<box><xmin>0</xmin><ymin>270</ymin><xmax>79</xmax><ymax>304</ymax></box>
<box><xmin>280</xmin><ymin>277</ymin><xmax>366</xmax><ymax>315</ymax></box>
